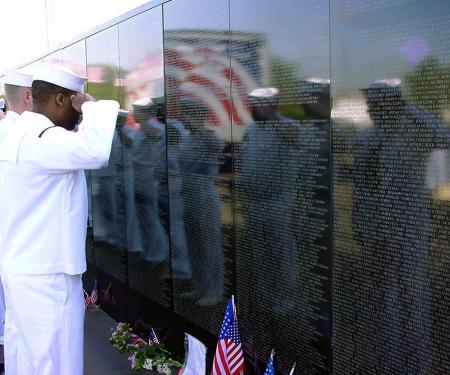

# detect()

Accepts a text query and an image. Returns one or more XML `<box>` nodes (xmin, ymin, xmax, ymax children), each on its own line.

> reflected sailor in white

<box><xmin>177</xmin><ymin>98</ymin><xmax>225</xmax><ymax>306</ymax></box>
<box><xmin>0</xmin><ymin>69</ymin><xmax>34</xmax><ymax>373</ymax></box>
<box><xmin>0</xmin><ymin>63</ymin><xmax>119</xmax><ymax>375</ymax></box>
<box><xmin>132</xmin><ymin>99</ymin><xmax>168</xmax><ymax>262</ymax></box>
<box><xmin>353</xmin><ymin>81</ymin><xmax>450</xmax><ymax>374</ymax></box>
<box><xmin>91</xmin><ymin>110</ymin><xmax>127</xmax><ymax>248</ymax></box>
<box><xmin>0</xmin><ymin>99</ymin><xmax>5</xmax><ymax>121</ymax></box>
<box><xmin>239</xmin><ymin>89</ymin><xmax>299</xmax><ymax>315</ymax></box>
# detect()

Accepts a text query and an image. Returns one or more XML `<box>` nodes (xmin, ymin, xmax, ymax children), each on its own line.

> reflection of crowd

<box><xmin>237</xmin><ymin>79</ymin><xmax>450</xmax><ymax>373</ymax></box>
<box><xmin>176</xmin><ymin>98</ymin><xmax>225</xmax><ymax>306</ymax></box>
<box><xmin>349</xmin><ymin>82</ymin><xmax>450</xmax><ymax>374</ymax></box>
<box><xmin>91</xmin><ymin>95</ymin><xmax>225</xmax><ymax>306</ymax></box>
<box><xmin>238</xmin><ymin>88</ymin><xmax>300</xmax><ymax>315</ymax></box>
<box><xmin>237</xmin><ymin>83</ymin><xmax>332</xmax><ymax>369</ymax></box>
<box><xmin>89</xmin><ymin>73</ymin><xmax>450</xmax><ymax>372</ymax></box>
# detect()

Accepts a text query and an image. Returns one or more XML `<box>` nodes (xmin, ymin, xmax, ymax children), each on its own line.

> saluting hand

<box><xmin>71</xmin><ymin>92</ymin><xmax>96</xmax><ymax>113</ymax></box>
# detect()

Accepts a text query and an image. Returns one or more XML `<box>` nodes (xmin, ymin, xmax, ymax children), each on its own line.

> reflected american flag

<box><xmin>211</xmin><ymin>297</ymin><xmax>245</xmax><ymax>375</ymax></box>
<box><xmin>165</xmin><ymin>32</ymin><xmax>257</xmax><ymax>138</ymax></box>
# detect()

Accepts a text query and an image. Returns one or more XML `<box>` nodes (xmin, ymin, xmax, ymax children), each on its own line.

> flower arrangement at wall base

<box><xmin>110</xmin><ymin>322</ymin><xmax>182</xmax><ymax>373</ymax></box>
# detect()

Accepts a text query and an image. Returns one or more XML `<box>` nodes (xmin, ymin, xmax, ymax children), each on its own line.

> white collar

<box><xmin>20</xmin><ymin>111</ymin><xmax>56</xmax><ymax>132</ymax></box>
<box><xmin>0</xmin><ymin>112</ymin><xmax>54</xmax><ymax>164</ymax></box>
<box><xmin>4</xmin><ymin>110</ymin><xmax>20</xmax><ymax>121</ymax></box>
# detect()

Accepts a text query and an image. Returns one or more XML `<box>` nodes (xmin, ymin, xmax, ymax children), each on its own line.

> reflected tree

<box><xmin>269</xmin><ymin>57</ymin><xmax>304</xmax><ymax>119</ymax></box>
<box><xmin>404</xmin><ymin>56</ymin><xmax>450</xmax><ymax>120</ymax></box>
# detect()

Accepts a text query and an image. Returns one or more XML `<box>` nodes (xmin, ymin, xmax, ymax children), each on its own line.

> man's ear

<box><xmin>24</xmin><ymin>89</ymin><xmax>32</xmax><ymax>104</ymax></box>
<box><xmin>55</xmin><ymin>92</ymin><xmax>66</xmax><ymax>107</ymax></box>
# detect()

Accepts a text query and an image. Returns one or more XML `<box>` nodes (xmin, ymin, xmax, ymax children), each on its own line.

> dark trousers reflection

<box><xmin>246</xmin><ymin>195</ymin><xmax>297</xmax><ymax>315</ymax></box>
<box><xmin>134</xmin><ymin>163</ymin><xmax>168</xmax><ymax>262</ymax></box>
<box><xmin>181</xmin><ymin>174</ymin><xmax>224</xmax><ymax>306</ymax></box>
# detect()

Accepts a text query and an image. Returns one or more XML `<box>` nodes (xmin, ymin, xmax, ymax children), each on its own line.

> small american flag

<box><xmin>149</xmin><ymin>328</ymin><xmax>160</xmax><ymax>345</ymax></box>
<box><xmin>130</xmin><ymin>333</ymin><xmax>142</xmax><ymax>346</ymax></box>
<box><xmin>211</xmin><ymin>296</ymin><xmax>245</xmax><ymax>375</ymax></box>
<box><xmin>263</xmin><ymin>351</ymin><xmax>275</xmax><ymax>375</ymax></box>
<box><xmin>84</xmin><ymin>280</ymin><xmax>99</xmax><ymax>309</ymax></box>
<box><xmin>83</xmin><ymin>290</ymin><xmax>92</xmax><ymax>308</ymax></box>
<box><xmin>99</xmin><ymin>282</ymin><xmax>115</xmax><ymax>305</ymax></box>
<box><xmin>89</xmin><ymin>280</ymin><xmax>98</xmax><ymax>305</ymax></box>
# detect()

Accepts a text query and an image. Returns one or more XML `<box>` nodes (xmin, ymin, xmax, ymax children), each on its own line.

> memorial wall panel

<box><xmin>331</xmin><ymin>0</ymin><xmax>450</xmax><ymax>373</ymax></box>
<box><xmin>86</xmin><ymin>26</ymin><xmax>128</xmax><ymax>282</ymax></box>
<box><xmin>230</xmin><ymin>0</ymin><xmax>332</xmax><ymax>372</ymax></box>
<box><xmin>119</xmin><ymin>7</ymin><xmax>170</xmax><ymax>307</ymax></box>
<box><xmin>23</xmin><ymin>50</ymin><xmax>63</xmax><ymax>72</ymax></box>
<box><xmin>62</xmin><ymin>41</ymin><xmax>87</xmax><ymax>78</ymax></box>
<box><xmin>61</xmin><ymin>41</ymin><xmax>94</xmax><ymax>265</ymax></box>
<box><xmin>163</xmin><ymin>0</ymin><xmax>233</xmax><ymax>334</ymax></box>
<box><xmin>42</xmin><ymin>50</ymin><xmax>62</xmax><ymax>64</ymax></box>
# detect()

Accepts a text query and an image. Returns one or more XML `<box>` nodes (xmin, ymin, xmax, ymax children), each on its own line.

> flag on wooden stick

<box><xmin>211</xmin><ymin>296</ymin><xmax>245</xmax><ymax>375</ymax></box>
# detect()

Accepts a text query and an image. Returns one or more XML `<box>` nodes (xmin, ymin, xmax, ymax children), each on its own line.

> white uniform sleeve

<box><xmin>21</xmin><ymin>100</ymin><xmax>120</xmax><ymax>172</ymax></box>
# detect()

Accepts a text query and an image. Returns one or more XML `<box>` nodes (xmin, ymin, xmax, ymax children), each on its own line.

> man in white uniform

<box><xmin>0</xmin><ymin>63</ymin><xmax>119</xmax><ymax>375</ymax></box>
<box><xmin>0</xmin><ymin>70</ymin><xmax>34</xmax><ymax>373</ymax></box>
<box><xmin>0</xmin><ymin>99</ymin><xmax>5</xmax><ymax>120</ymax></box>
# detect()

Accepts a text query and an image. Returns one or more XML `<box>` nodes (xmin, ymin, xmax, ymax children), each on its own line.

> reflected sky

<box><xmin>164</xmin><ymin>0</ymin><xmax>330</xmax><ymax>80</ymax></box>
<box><xmin>0</xmin><ymin>0</ymin><xmax>150</xmax><ymax>73</ymax></box>
<box><xmin>331</xmin><ymin>0</ymin><xmax>450</xmax><ymax>92</ymax></box>
<box><xmin>119</xmin><ymin>8</ymin><xmax>164</xmax><ymax>106</ymax></box>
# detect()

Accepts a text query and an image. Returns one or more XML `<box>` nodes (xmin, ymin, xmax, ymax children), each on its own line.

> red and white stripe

<box><xmin>211</xmin><ymin>339</ymin><xmax>245</xmax><ymax>375</ymax></box>
<box><xmin>165</xmin><ymin>39</ymin><xmax>257</xmax><ymax>133</ymax></box>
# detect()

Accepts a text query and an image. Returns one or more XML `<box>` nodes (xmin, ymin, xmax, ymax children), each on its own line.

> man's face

<box><xmin>363</xmin><ymin>89</ymin><xmax>387</xmax><ymax>124</ymax></box>
<box><xmin>366</xmin><ymin>98</ymin><xmax>403</xmax><ymax>130</ymax></box>
<box><xmin>304</xmin><ymin>92</ymin><xmax>331</xmax><ymax>119</ymax></box>
<box><xmin>364</xmin><ymin>87</ymin><xmax>403</xmax><ymax>126</ymax></box>
<box><xmin>58</xmin><ymin>92</ymin><xmax>81</xmax><ymax>130</ymax></box>
<box><xmin>252</xmin><ymin>103</ymin><xmax>277</xmax><ymax>121</ymax></box>
<box><xmin>366</xmin><ymin>98</ymin><xmax>383</xmax><ymax>120</ymax></box>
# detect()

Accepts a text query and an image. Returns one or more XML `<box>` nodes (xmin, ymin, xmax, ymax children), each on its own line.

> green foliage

<box><xmin>86</xmin><ymin>64</ymin><xmax>124</xmax><ymax>106</ymax></box>
<box><xmin>269</xmin><ymin>57</ymin><xmax>303</xmax><ymax>90</ymax></box>
<box><xmin>110</xmin><ymin>322</ymin><xmax>182</xmax><ymax>373</ymax></box>
<box><xmin>130</xmin><ymin>344</ymin><xmax>182</xmax><ymax>372</ymax></box>
<box><xmin>110</xmin><ymin>322</ymin><xmax>136</xmax><ymax>353</ymax></box>
<box><xmin>403</xmin><ymin>56</ymin><xmax>450</xmax><ymax>119</ymax></box>
<box><xmin>269</xmin><ymin>57</ymin><xmax>305</xmax><ymax>119</ymax></box>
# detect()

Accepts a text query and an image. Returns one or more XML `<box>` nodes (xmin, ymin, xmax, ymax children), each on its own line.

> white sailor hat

<box><xmin>248</xmin><ymin>87</ymin><xmax>279</xmax><ymax>106</ymax></box>
<box><xmin>361</xmin><ymin>78</ymin><xmax>401</xmax><ymax>92</ymax></box>
<box><xmin>298</xmin><ymin>78</ymin><xmax>330</xmax><ymax>94</ymax></box>
<box><xmin>33</xmin><ymin>63</ymin><xmax>87</xmax><ymax>93</ymax></box>
<box><xmin>248</xmin><ymin>87</ymin><xmax>279</xmax><ymax>98</ymax></box>
<box><xmin>1</xmin><ymin>70</ymin><xmax>33</xmax><ymax>87</ymax></box>
<box><xmin>132</xmin><ymin>98</ymin><xmax>154</xmax><ymax>108</ymax></box>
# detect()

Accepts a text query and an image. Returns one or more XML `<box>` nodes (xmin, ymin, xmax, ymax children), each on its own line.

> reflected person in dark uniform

<box><xmin>91</xmin><ymin>110</ymin><xmax>127</xmax><ymax>247</ymax></box>
<box><xmin>150</xmin><ymin>97</ymin><xmax>192</xmax><ymax>280</ymax></box>
<box><xmin>120</xmin><ymin>116</ymin><xmax>143</xmax><ymax>253</ymax></box>
<box><xmin>352</xmin><ymin>81</ymin><xmax>450</xmax><ymax>374</ymax></box>
<box><xmin>132</xmin><ymin>99</ymin><xmax>168</xmax><ymax>262</ymax></box>
<box><xmin>297</xmin><ymin>79</ymin><xmax>333</xmax><ymax>360</ymax></box>
<box><xmin>177</xmin><ymin>97</ymin><xmax>224</xmax><ymax>306</ymax></box>
<box><xmin>239</xmin><ymin>88</ymin><xmax>299</xmax><ymax>317</ymax></box>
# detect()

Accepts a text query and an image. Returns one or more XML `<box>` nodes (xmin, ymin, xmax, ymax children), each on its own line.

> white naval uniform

<box><xmin>0</xmin><ymin>100</ymin><xmax>119</xmax><ymax>375</ymax></box>
<box><xmin>0</xmin><ymin>112</ymin><xmax>19</xmax><ymax>346</ymax></box>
